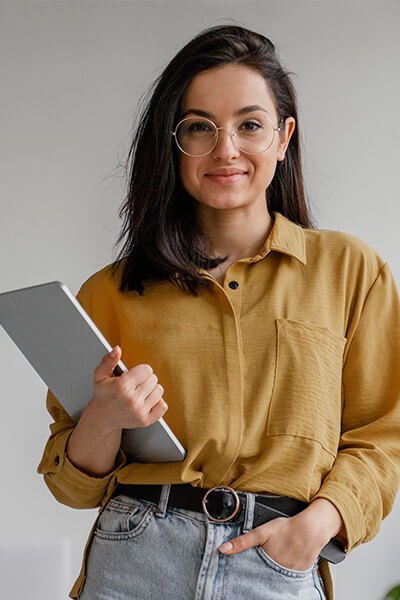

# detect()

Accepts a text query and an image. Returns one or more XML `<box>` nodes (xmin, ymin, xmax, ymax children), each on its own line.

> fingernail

<box><xmin>109</xmin><ymin>346</ymin><xmax>119</xmax><ymax>358</ymax></box>
<box><xmin>219</xmin><ymin>542</ymin><xmax>233</xmax><ymax>553</ymax></box>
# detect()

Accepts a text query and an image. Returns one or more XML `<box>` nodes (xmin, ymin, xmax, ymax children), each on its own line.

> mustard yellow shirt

<box><xmin>37</xmin><ymin>211</ymin><xmax>400</xmax><ymax>599</ymax></box>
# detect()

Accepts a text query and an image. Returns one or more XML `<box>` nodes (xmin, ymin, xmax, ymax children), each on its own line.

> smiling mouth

<box><xmin>205</xmin><ymin>172</ymin><xmax>247</xmax><ymax>184</ymax></box>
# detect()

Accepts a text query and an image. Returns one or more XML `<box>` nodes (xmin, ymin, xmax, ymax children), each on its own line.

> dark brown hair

<box><xmin>112</xmin><ymin>24</ymin><xmax>315</xmax><ymax>296</ymax></box>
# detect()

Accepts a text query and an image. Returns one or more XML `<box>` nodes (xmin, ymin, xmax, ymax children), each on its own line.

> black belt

<box><xmin>112</xmin><ymin>483</ymin><xmax>346</xmax><ymax>564</ymax></box>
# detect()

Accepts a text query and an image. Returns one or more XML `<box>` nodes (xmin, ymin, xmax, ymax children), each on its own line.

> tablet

<box><xmin>0</xmin><ymin>281</ymin><xmax>186</xmax><ymax>463</ymax></box>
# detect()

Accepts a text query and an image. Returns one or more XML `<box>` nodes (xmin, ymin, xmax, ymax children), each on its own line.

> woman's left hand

<box><xmin>218</xmin><ymin>498</ymin><xmax>345</xmax><ymax>572</ymax></box>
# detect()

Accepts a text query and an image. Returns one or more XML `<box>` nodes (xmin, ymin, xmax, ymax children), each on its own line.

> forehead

<box><xmin>181</xmin><ymin>64</ymin><xmax>277</xmax><ymax>117</ymax></box>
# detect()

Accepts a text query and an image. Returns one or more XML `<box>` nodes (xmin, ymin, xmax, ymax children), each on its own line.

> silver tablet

<box><xmin>0</xmin><ymin>281</ymin><xmax>186</xmax><ymax>463</ymax></box>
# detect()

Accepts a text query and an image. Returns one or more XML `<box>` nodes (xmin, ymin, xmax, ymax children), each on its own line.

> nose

<box><xmin>211</xmin><ymin>127</ymin><xmax>241</xmax><ymax>160</ymax></box>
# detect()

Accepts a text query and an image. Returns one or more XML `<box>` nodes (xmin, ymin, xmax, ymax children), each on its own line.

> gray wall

<box><xmin>0</xmin><ymin>2</ymin><xmax>399</xmax><ymax>598</ymax></box>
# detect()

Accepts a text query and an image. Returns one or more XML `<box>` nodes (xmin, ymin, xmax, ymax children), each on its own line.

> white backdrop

<box><xmin>0</xmin><ymin>2</ymin><xmax>399</xmax><ymax>599</ymax></box>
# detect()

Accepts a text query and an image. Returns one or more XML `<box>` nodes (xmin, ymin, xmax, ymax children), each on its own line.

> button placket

<box><xmin>211</xmin><ymin>264</ymin><xmax>245</xmax><ymax>484</ymax></box>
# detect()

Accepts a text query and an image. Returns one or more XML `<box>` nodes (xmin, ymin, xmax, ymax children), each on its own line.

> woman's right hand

<box><xmin>66</xmin><ymin>345</ymin><xmax>167</xmax><ymax>476</ymax></box>
<box><xmin>85</xmin><ymin>345</ymin><xmax>168</xmax><ymax>434</ymax></box>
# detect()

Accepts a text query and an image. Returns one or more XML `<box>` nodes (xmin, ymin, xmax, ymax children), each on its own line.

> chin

<box><xmin>203</xmin><ymin>197</ymin><xmax>250</xmax><ymax>210</ymax></box>
<box><xmin>200</xmin><ymin>186</ymin><xmax>247</xmax><ymax>202</ymax></box>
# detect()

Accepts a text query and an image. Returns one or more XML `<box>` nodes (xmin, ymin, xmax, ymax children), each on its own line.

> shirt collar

<box><xmin>247</xmin><ymin>211</ymin><xmax>307</xmax><ymax>265</ymax></box>
<box><xmin>174</xmin><ymin>211</ymin><xmax>307</xmax><ymax>280</ymax></box>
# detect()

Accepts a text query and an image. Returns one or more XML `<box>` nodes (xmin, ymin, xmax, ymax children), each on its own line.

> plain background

<box><xmin>0</xmin><ymin>1</ymin><xmax>399</xmax><ymax>599</ymax></box>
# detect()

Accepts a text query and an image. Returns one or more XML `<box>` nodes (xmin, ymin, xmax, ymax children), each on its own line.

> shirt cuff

<box><xmin>38</xmin><ymin>429</ymin><xmax>127</xmax><ymax>508</ymax></box>
<box><xmin>311</xmin><ymin>479</ymin><xmax>366</xmax><ymax>553</ymax></box>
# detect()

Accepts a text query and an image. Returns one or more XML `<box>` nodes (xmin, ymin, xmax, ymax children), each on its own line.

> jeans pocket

<box><xmin>95</xmin><ymin>494</ymin><xmax>155</xmax><ymax>540</ymax></box>
<box><xmin>256</xmin><ymin>545</ymin><xmax>315</xmax><ymax>578</ymax></box>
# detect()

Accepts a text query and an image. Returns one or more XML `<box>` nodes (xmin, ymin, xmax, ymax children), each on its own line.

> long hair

<box><xmin>111</xmin><ymin>24</ymin><xmax>315</xmax><ymax>296</ymax></box>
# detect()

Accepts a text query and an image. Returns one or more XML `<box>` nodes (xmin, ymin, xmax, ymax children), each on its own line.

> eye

<box><xmin>187</xmin><ymin>121</ymin><xmax>214</xmax><ymax>133</ymax></box>
<box><xmin>240</xmin><ymin>120</ymin><xmax>262</xmax><ymax>132</ymax></box>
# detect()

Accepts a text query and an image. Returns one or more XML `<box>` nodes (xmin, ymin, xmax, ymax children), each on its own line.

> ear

<box><xmin>277</xmin><ymin>117</ymin><xmax>296</xmax><ymax>161</ymax></box>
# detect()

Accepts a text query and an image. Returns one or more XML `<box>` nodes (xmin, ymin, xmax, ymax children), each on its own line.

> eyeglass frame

<box><xmin>171</xmin><ymin>115</ymin><xmax>284</xmax><ymax>157</ymax></box>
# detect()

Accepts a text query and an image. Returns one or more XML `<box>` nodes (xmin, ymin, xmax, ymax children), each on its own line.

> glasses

<box><xmin>171</xmin><ymin>115</ymin><xmax>283</xmax><ymax>157</ymax></box>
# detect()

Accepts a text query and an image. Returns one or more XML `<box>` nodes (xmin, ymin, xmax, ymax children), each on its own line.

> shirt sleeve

<box><xmin>37</xmin><ymin>387</ymin><xmax>126</xmax><ymax>509</ymax></box>
<box><xmin>312</xmin><ymin>262</ymin><xmax>400</xmax><ymax>553</ymax></box>
<box><xmin>36</xmin><ymin>275</ymin><xmax>127</xmax><ymax>508</ymax></box>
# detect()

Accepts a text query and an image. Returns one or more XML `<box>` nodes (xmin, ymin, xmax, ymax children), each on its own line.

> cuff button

<box><xmin>54</xmin><ymin>455</ymin><xmax>60</xmax><ymax>466</ymax></box>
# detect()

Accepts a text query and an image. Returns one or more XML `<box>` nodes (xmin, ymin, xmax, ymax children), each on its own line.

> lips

<box><xmin>206</xmin><ymin>168</ymin><xmax>247</xmax><ymax>176</ymax></box>
<box><xmin>205</xmin><ymin>168</ymin><xmax>247</xmax><ymax>185</ymax></box>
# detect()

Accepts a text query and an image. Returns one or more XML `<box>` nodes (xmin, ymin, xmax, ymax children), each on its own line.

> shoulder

<box><xmin>303</xmin><ymin>225</ymin><xmax>386</xmax><ymax>280</ymax></box>
<box><xmin>76</xmin><ymin>260</ymin><xmax>125</xmax><ymax>312</ymax></box>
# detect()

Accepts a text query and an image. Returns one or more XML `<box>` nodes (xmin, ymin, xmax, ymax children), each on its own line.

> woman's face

<box><xmin>177</xmin><ymin>64</ymin><xmax>295</xmax><ymax>213</ymax></box>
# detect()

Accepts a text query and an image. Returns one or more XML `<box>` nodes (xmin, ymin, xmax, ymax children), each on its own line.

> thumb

<box><xmin>94</xmin><ymin>345</ymin><xmax>122</xmax><ymax>383</ymax></box>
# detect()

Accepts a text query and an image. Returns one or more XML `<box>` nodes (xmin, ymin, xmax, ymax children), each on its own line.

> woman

<box><xmin>38</xmin><ymin>25</ymin><xmax>400</xmax><ymax>600</ymax></box>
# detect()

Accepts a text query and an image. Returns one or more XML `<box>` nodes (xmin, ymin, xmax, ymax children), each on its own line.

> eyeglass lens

<box><xmin>175</xmin><ymin>116</ymin><xmax>276</xmax><ymax>156</ymax></box>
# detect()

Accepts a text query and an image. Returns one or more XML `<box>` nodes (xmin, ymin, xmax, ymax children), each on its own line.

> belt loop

<box><xmin>155</xmin><ymin>484</ymin><xmax>171</xmax><ymax>518</ymax></box>
<box><xmin>243</xmin><ymin>492</ymin><xmax>256</xmax><ymax>533</ymax></box>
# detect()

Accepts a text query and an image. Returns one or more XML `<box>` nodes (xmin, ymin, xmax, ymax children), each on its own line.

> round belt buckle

<box><xmin>202</xmin><ymin>485</ymin><xmax>240</xmax><ymax>522</ymax></box>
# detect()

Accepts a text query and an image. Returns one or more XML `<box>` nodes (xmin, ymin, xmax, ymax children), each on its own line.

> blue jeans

<box><xmin>78</xmin><ymin>485</ymin><xmax>326</xmax><ymax>599</ymax></box>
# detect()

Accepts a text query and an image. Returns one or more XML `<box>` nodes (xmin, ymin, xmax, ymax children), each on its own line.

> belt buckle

<box><xmin>201</xmin><ymin>485</ymin><xmax>240</xmax><ymax>522</ymax></box>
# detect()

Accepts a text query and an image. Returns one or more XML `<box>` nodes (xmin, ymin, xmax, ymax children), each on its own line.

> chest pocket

<box><xmin>267</xmin><ymin>318</ymin><xmax>346</xmax><ymax>457</ymax></box>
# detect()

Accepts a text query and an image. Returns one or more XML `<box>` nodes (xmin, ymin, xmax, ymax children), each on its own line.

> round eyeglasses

<box><xmin>171</xmin><ymin>115</ymin><xmax>283</xmax><ymax>157</ymax></box>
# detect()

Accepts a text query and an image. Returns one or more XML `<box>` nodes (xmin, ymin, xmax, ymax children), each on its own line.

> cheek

<box><xmin>253</xmin><ymin>156</ymin><xmax>278</xmax><ymax>186</ymax></box>
<box><xmin>179</xmin><ymin>156</ymin><xmax>201</xmax><ymax>194</ymax></box>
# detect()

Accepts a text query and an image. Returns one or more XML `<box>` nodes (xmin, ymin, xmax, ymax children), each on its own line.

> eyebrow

<box><xmin>180</xmin><ymin>104</ymin><xmax>271</xmax><ymax>120</ymax></box>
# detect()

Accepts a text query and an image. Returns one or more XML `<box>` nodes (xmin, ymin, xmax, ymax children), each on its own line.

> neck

<box><xmin>195</xmin><ymin>201</ymin><xmax>274</xmax><ymax>262</ymax></box>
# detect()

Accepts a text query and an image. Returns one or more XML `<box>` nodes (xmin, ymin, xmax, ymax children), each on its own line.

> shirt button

<box><xmin>54</xmin><ymin>455</ymin><xmax>60</xmax><ymax>466</ymax></box>
<box><xmin>228</xmin><ymin>281</ymin><xmax>239</xmax><ymax>290</ymax></box>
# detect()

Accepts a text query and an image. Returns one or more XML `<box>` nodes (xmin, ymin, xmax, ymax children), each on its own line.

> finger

<box><xmin>218</xmin><ymin>528</ymin><xmax>267</xmax><ymax>555</ymax></box>
<box><xmin>147</xmin><ymin>383</ymin><xmax>168</xmax><ymax>411</ymax></box>
<box><xmin>119</xmin><ymin>363</ymin><xmax>154</xmax><ymax>389</ymax></box>
<box><xmin>94</xmin><ymin>346</ymin><xmax>122</xmax><ymax>383</ymax></box>
<box><xmin>148</xmin><ymin>395</ymin><xmax>168</xmax><ymax>422</ymax></box>
<box><xmin>131</xmin><ymin>387</ymin><xmax>167</xmax><ymax>428</ymax></box>
<box><xmin>141</xmin><ymin>383</ymin><xmax>168</xmax><ymax>417</ymax></box>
